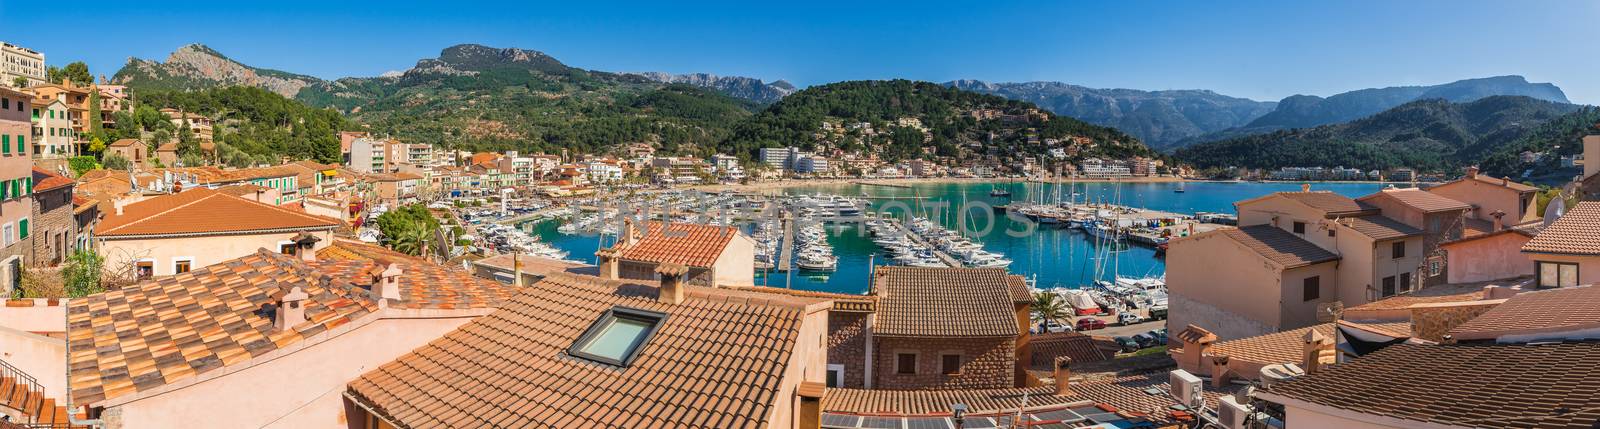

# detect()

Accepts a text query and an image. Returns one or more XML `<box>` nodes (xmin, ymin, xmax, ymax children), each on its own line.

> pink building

<box><xmin>0</xmin><ymin>87</ymin><xmax>35</xmax><ymax>295</ymax></box>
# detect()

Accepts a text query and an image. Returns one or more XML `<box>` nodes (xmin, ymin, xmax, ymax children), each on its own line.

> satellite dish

<box><xmin>1316</xmin><ymin>301</ymin><xmax>1344</xmax><ymax>323</ymax></box>
<box><xmin>1544</xmin><ymin>197</ymin><xmax>1567</xmax><ymax>228</ymax></box>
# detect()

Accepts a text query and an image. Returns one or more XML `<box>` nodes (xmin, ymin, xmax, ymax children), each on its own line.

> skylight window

<box><xmin>570</xmin><ymin>307</ymin><xmax>666</xmax><ymax>367</ymax></box>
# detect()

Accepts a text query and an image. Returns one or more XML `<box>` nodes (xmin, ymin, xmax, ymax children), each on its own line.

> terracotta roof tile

<box><xmin>315</xmin><ymin>239</ymin><xmax>423</xmax><ymax>263</ymax></box>
<box><xmin>1358</xmin><ymin>188</ymin><xmax>1471</xmax><ymax>213</ymax></box>
<box><xmin>616</xmin><ymin>221</ymin><xmax>740</xmax><ymax>268</ymax></box>
<box><xmin>1449</xmin><ymin>286</ymin><xmax>1600</xmax><ymax>342</ymax></box>
<box><xmin>94</xmin><ymin>188</ymin><xmax>339</xmax><ymax>237</ymax></box>
<box><xmin>1264</xmin><ymin>342</ymin><xmax>1600</xmax><ymax>428</ymax></box>
<box><xmin>1210</xmin><ymin>324</ymin><xmax>1336</xmax><ymax>366</ymax></box>
<box><xmin>1337</xmin><ymin>215</ymin><xmax>1423</xmax><ymax>241</ymax></box>
<box><xmin>66</xmin><ymin>249</ymin><xmax>519</xmax><ymax>406</ymax></box>
<box><xmin>1522</xmin><ymin>201</ymin><xmax>1600</xmax><ymax>255</ymax></box>
<box><xmin>31</xmin><ymin>167</ymin><xmax>73</xmax><ymax>192</ymax></box>
<box><xmin>1343</xmin><ymin>277</ymin><xmax>1528</xmax><ymax>313</ymax></box>
<box><xmin>872</xmin><ymin>266</ymin><xmax>1020</xmax><ymax>338</ymax></box>
<box><xmin>1027</xmin><ymin>332</ymin><xmax>1115</xmax><ymax>367</ymax></box>
<box><xmin>1217</xmin><ymin>225</ymin><xmax>1340</xmax><ymax>268</ymax></box>
<box><xmin>1276</xmin><ymin>191</ymin><xmax>1379</xmax><ymax>216</ymax></box>
<box><xmin>345</xmin><ymin>273</ymin><xmax>812</xmax><ymax>428</ymax></box>
<box><xmin>824</xmin><ymin>370</ymin><xmax>1241</xmax><ymax>425</ymax></box>
<box><xmin>109</xmin><ymin>139</ymin><xmax>140</xmax><ymax>148</ymax></box>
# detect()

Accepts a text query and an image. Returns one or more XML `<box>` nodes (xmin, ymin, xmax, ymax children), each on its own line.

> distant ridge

<box><xmin>1245</xmin><ymin>75</ymin><xmax>1570</xmax><ymax>130</ymax></box>
<box><xmin>947</xmin><ymin>79</ymin><xmax>1276</xmax><ymax>150</ymax></box>
<box><xmin>629</xmin><ymin>72</ymin><xmax>795</xmax><ymax>104</ymax></box>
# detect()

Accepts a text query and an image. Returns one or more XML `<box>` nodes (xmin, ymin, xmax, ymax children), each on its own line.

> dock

<box><xmin>885</xmin><ymin>218</ymin><xmax>962</xmax><ymax>268</ymax></box>
<box><xmin>496</xmin><ymin>206</ymin><xmax>569</xmax><ymax>225</ymax></box>
<box><xmin>776</xmin><ymin>217</ymin><xmax>795</xmax><ymax>272</ymax></box>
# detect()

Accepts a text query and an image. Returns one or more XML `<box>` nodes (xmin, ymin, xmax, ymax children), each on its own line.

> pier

<box><xmin>496</xmin><ymin>206</ymin><xmax>570</xmax><ymax>225</ymax></box>
<box><xmin>776</xmin><ymin>217</ymin><xmax>795</xmax><ymax>272</ymax></box>
<box><xmin>884</xmin><ymin>218</ymin><xmax>962</xmax><ymax>268</ymax></box>
<box><xmin>852</xmin><ymin>181</ymin><xmax>912</xmax><ymax>188</ymax></box>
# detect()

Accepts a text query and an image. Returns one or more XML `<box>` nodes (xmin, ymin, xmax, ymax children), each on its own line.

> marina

<box><xmin>520</xmin><ymin>180</ymin><xmax>1396</xmax><ymax>294</ymax></box>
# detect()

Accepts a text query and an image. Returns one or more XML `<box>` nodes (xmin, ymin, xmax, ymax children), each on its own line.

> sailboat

<box><xmin>989</xmin><ymin>179</ymin><xmax>1011</xmax><ymax>197</ymax></box>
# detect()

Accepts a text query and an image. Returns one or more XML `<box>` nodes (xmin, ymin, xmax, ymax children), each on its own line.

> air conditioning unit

<box><xmin>1169</xmin><ymin>369</ymin><xmax>1203</xmax><ymax>409</ymax></box>
<box><xmin>1217</xmin><ymin>395</ymin><xmax>1252</xmax><ymax>429</ymax></box>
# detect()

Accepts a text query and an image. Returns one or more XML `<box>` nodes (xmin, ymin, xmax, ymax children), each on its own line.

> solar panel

<box><xmin>1032</xmin><ymin>408</ymin><xmax>1085</xmax><ymax>423</ymax></box>
<box><xmin>960</xmin><ymin>416</ymin><xmax>998</xmax><ymax>429</ymax></box>
<box><xmin>822</xmin><ymin>413</ymin><xmax>861</xmax><ymax>428</ymax></box>
<box><xmin>860</xmin><ymin>416</ymin><xmax>902</xmax><ymax>429</ymax></box>
<box><xmin>904</xmin><ymin>416</ymin><xmax>950</xmax><ymax>429</ymax></box>
<box><xmin>1081</xmin><ymin>412</ymin><xmax>1123</xmax><ymax>423</ymax></box>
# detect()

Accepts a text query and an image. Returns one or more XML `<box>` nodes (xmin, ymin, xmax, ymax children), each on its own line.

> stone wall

<box><xmin>873</xmin><ymin>336</ymin><xmax>1015</xmax><ymax>390</ymax></box>
<box><xmin>826</xmin><ymin>311</ymin><xmax>870</xmax><ymax>388</ymax></box>
<box><xmin>29</xmin><ymin>185</ymin><xmax>76</xmax><ymax>267</ymax></box>
<box><xmin>1410</xmin><ymin>300</ymin><xmax>1501</xmax><ymax>342</ymax></box>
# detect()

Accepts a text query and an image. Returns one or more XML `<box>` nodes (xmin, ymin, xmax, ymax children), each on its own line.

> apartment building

<box><xmin>29</xmin><ymin>98</ymin><xmax>75</xmax><ymax>158</ymax></box>
<box><xmin>0</xmin><ymin>87</ymin><xmax>34</xmax><ymax>295</ymax></box>
<box><xmin>1</xmin><ymin>42</ymin><xmax>45</xmax><ymax>88</ymax></box>
<box><xmin>160</xmin><ymin>108</ymin><xmax>214</xmax><ymax>144</ymax></box>
<box><xmin>347</xmin><ymin>137</ymin><xmax>391</xmax><ymax>174</ymax></box>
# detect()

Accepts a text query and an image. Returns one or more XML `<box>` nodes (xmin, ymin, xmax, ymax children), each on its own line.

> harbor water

<box><xmin>528</xmin><ymin>181</ymin><xmax>1396</xmax><ymax>294</ymax></box>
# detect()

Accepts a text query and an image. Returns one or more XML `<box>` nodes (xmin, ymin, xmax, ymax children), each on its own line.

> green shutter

<box><xmin>16</xmin><ymin>135</ymin><xmax>23</xmax><ymax>153</ymax></box>
<box><xmin>18</xmin><ymin>219</ymin><xmax>26</xmax><ymax>239</ymax></box>
<box><xmin>2</xmin><ymin>180</ymin><xmax>10</xmax><ymax>200</ymax></box>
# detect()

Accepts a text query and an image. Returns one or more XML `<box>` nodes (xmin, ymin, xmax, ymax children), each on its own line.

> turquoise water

<box><xmin>530</xmin><ymin>181</ymin><xmax>1395</xmax><ymax>294</ymax></box>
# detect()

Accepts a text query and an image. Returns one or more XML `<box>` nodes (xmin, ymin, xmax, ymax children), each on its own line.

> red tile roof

<box><xmin>1216</xmin><ymin>225</ymin><xmax>1340</xmax><ymax>269</ymax></box>
<box><xmin>315</xmin><ymin>239</ymin><xmax>421</xmax><ymax>263</ymax></box>
<box><xmin>1210</xmin><ymin>323</ymin><xmax>1336</xmax><ymax>366</ymax></box>
<box><xmin>1522</xmin><ymin>201</ymin><xmax>1600</xmax><ymax>255</ymax></box>
<box><xmin>108</xmin><ymin>139</ymin><xmax>140</xmax><ymax>148</ymax></box>
<box><xmin>871</xmin><ymin>266</ymin><xmax>1021</xmax><ymax>338</ymax></box>
<box><xmin>1274</xmin><ymin>191</ymin><xmax>1379</xmax><ymax>216</ymax></box>
<box><xmin>94</xmin><ymin>188</ymin><xmax>339</xmax><ymax>237</ymax></box>
<box><xmin>824</xmin><ymin>369</ymin><xmax>1242</xmax><ymax>424</ymax></box>
<box><xmin>1028</xmin><ymin>332</ymin><xmax>1115</xmax><ymax>367</ymax></box>
<box><xmin>30</xmin><ymin>167</ymin><xmax>73</xmax><ymax>192</ymax></box>
<box><xmin>66</xmin><ymin>249</ymin><xmax>519</xmax><ymax>406</ymax></box>
<box><xmin>615</xmin><ymin>221</ymin><xmax>740</xmax><ymax>268</ymax></box>
<box><xmin>345</xmin><ymin>273</ymin><xmax>817</xmax><ymax>428</ymax></box>
<box><xmin>1448</xmin><ymin>286</ymin><xmax>1600</xmax><ymax>342</ymax></box>
<box><xmin>1337</xmin><ymin>215</ymin><xmax>1423</xmax><ymax>241</ymax></box>
<box><xmin>1262</xmin><ymin>342</ymin><xmax>1600</xmax><ymax>428</ymax></box>
<box><xmin>1357</xmin><ymin>188</ymin><xmax>1471</xmax><ymax>213</ymax></box>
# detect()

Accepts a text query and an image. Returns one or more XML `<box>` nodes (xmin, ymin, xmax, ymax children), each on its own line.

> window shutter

<box><xmin>18</xmin><ymin>219</ymin><xmax>26</xmax><ymax>239</ymax></box>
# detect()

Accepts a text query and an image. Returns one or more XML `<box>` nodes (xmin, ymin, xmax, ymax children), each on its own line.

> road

<box><xmin>1081</xmin><ymin>319</ymin><xmax>1166</xmax><ymax>337</ymax></box>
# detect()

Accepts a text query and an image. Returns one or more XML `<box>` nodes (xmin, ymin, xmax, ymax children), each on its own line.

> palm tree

<box><xmin>1032</xmin><ymin>291</ymin><xmax>1069</xmax><ymax>331</ymax></box>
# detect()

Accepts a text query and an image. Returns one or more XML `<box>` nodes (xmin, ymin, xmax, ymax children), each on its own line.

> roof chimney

<box><xmin>797</xmin><ymin>381</ymin><xmax>825</xmax><ymax>429</ymax></box>
<box><xmin>656</xmin><ymin>263</ymin><xmax>688</xmax><ymax>304</ymax></box>
<box><xmin>622</xmin><ymin>218</ymin><xmax>639</xmax><ymax>247</ymax></box>
<box><xmin>1465</xmin><ymin>166</ymin><xmax>1479</xmax><ymax>179</ymax></box>
<box><xmin>1301</xmin><ymin>183</ymin><xmax>1311</xmax><ymax>192</ymax></box>
<box><xmin>1053</xmin><ymin>356</ymin><xmax>1073</xmax><ymax>395</ymax></box>
<box><xmin>371</xmin><ymin>262</ymin><xmax>403</xmax><ymax>309</ymax></box>
<box><xmin>274</xmin><ymin>285</ymin><xmax>309</xmax><ymax>332</ymax></box>
<box><xmin>1302</xmin><ymin>329</ymin><xmax>1332</xmax><ymax>374</ymax></box>
<box><xmin>1491</xmin><ymin>210</ymin><xmax>1506</xmax><ymax>232</ymax></box>
<box><xmin>1209</xmin><ymin>355</ymin><xmax>1234</xmax><ymax>388</ymax></box>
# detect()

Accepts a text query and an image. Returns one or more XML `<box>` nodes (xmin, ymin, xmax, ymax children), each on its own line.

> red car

<box><xmin>1076</xmin><ymin>318</ymin><xmax>1107</xmax><ymax>331</ymax></box>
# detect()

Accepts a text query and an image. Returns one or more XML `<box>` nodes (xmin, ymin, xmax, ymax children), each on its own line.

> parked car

<box><xmin>1114</xmin><ymin>336</ymin><xmax>1141</xmax><ymax>353</ymax></box>
<box><xmin>1076</xmin><ymin>318</ymin><xmax>1107</xmax><ymax>331</ymax></box>
<box><xmin>1039</xmin><ymin>319</ymin><xmax>1071</xmax><ymax>334</ymax></box>
<box><xmin>1148</xmin><ymin>329</ymin><xmax>1168</xmax><ymax>345</ymax></box>
<box><xmin>1117</xmin><ymin>312</ymin><xmax>1143</xmax><ymax>326</ymax></box>
<box><xmin>1132</xmin><ymin>333</ymin><xmax>1159</xmax><ymax>348</ymax></box>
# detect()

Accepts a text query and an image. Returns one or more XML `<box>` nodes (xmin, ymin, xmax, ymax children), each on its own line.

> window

<box><xmin>1537</xmin><ymin>262</ymin><xmax>1579</xmax><ymax>288</ymax></box>
<box><xmin>1327</xmin><ymin>229</ymin><xmax>1336</xmax><ymax>237</ymax></box>
<box><xmin>896</xmin><ymin>353</ymin><xmax>917</xmax><ymax>375</ymax></box>
<box><xmin>279</xmin><ymin>242</ymin><xmax>297</xmax><ymax>254</ymax></box>
<box><xmin>1391</xmin><ymin>241</ymin><xmax>1406</xmax><ymax>259</ymax></box>
<box><xmin>136</xmin><ymin>260</ymin><xmax>154</xmax><ymax>280</ymax></box>
<box><xmin>174</xmin><ymin>259</ymin><xmax>192</xmax><ymax>274</ymax></box>
<box><xmin>1428</xmin><ymin>257</ymin><xmax>1443</xmax><ymax>277</ymax></box>
<box><xmin>826</xmin><ymin>364</ymin><xmax>845</xmax><ymax>388</ymax></box>
<box><xmin>16</xmin><ymin>218</ymin><xmax>26</xmax><ymax>240</ymax></box>
<box><xmin>1303</xmin><ymin>276</ymin><xmax>1320</xmax><ymax>301</ymax></box>
<box><xmin>1292</xmin><ymin>221</ymin><xmax>1306</xmax><ymax>234</ymax></box>
<box><xmin>1381</xmin><ymin>276</ymin><xmax>1397</xmax><ymax>297</ymax></box>
<box><xmin>0</xmin><ymin>223</ymin><xmax>10</xmax><ymax>246</ymax></box>
<box><xmin>941</xmin><ymin>354</ymin><xmax>962</xmax><ymax>375</ymax></box>
<box><xmin>569</xmin><ymin>307</ymin><xmax>666</xmax><ymax>367</ymax></box>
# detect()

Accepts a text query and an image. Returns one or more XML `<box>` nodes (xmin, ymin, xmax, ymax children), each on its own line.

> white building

<box><xmin>585</xmin><ymin>161</ymin><xmax>624</xmax><ymax>184</ymax></box>
<box><xmin>759</xmin><ymin>147</ymin><xmax>801</xmax><ymax>169</ymax></box>
<box><xmin>347</xmin><ymin>137</ymin><xmax>389</xmax><ymax>174</ymax></box>
<box><xmin>1</xmin><ymin>42</ymin><xmax>45</xmax><ymax>88</ymax></box>
<box><xmin>796</xmin><ymin>156</ymin><xmax>829</xmax><ymax>174</ymax></box>
<box><xmin>30</xmin><ymin>98</ymin><xmax>76</xmax><ymax>158</ymax></box>
<box><xmin>1080</xmin><ymin>158</ymin><xmax>1131</xmax><ymax>177</ymax></box>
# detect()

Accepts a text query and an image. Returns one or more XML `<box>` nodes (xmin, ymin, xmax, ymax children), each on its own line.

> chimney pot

<box><xmin>374</xmin><ymin>262</ymin><xmax>403</xmax><ymax>309</ymax></box>
<box><xmin>1053</xmin><ymin>356</ymin><xmax>1073</xmax><ymax>395</ymax></box>
<box><xmin>1466</xmin><ymin>166</ymin><xmax>1479</xmax><ymax>178</ymax></box>
<box><xmin>1491</xmin><ymin>210</ymin><xmax>1506</xmax><ymax>232</ymax></box>
<box><xmin>274</xmin><ymin>286</ymin><xmax>309</xmax><ymax>332</ymax></box>
<box><xmin>656</xmin><ymin>263</ymin><xmax>688</xmax><ymax>304</ymax></box>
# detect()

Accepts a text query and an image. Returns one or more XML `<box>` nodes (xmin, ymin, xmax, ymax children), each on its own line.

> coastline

<box><xmin>693</xmin><ymin>175</ymin><xmax>1185</xmax><ymax>193</ymax></box>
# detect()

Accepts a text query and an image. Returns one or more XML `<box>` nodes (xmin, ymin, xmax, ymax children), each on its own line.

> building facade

<box><xmin>1</xmin><ymin>42</ymin><xmax>45</xmax><ymax>88</ymax></box>
<box><xmin>0</xmin><ymin>87</ymin><xmax>33</xmax><ymax>295</ymax></box>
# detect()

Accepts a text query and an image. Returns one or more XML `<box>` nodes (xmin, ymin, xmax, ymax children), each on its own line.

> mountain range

<box><xmin>628</xmin><ymin>72</ymin><xmax>795</xmax><ymax>104</ymax></box>
<box><xmin>1172</xmin><ymin>95</ymin><xmax>1582</xmax><ymax>172</ymax></box>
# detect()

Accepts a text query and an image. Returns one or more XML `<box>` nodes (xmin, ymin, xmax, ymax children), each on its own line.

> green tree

<box><xmin>46</xmin><ymin>66</ymin><xmax>62</xmax><ymax>84</ymax></box>
<box><xmin>375</xmin><ymin>204</ymin><xmax>442</xmax><ymax>257</ymax></box>
<box><xmin>68</xmin><ymin>156</ymin><xmax>99</xmax><ymax>176</ymax></box>
<box><xmin>62</xmin><ymin>249</ymin><xmax>106</xmax><ymax>298</ymax></box>
<box><xmin>1032</xmin><ymin>291</ymin><xmax>1069</xmax><ymax>329</ymax></box>
<box><xmin>87</xmin><ymin>137</ymin><xmax>107</xmax><ymax>155</ymax></box>
<box><xmin>63</xmin><ymin>62</ymin><xmax>92</xmax><ymax>86</ymax></box>
<box><xmin>88</xmin><ymin>91</ymin><xmax>103</xmax><ymax>136</ymax></box>
<box><xmin>102</xmin><ymin>153</ymin><xmax>131</xmax><ymax>170</ymax></box>
<box><xmin>11</xmin><ymin>76</ymin><xmax>27</xmax><ymax>88</ymax></box>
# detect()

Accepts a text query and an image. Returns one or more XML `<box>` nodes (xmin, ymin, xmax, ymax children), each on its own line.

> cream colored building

<box><xmin>1</xmin><ymin>42</ymin><xmax>45</xmax><ymax>88</ymax></box>
<box><xmin>93</xmin><ymin>188</ymin><xmax>341</xmax><ymax>278</ymax></box>
<box><xmin>30</xmin><ymin>98</ymin><xmax>76</xmax><ymax>158</ymax></box>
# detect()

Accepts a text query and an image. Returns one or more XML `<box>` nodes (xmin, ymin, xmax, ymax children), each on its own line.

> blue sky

<box><xmin>5</xmin><ymin>0</ymin><xmax>1597</xmax><ymax>104</ymax></box>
